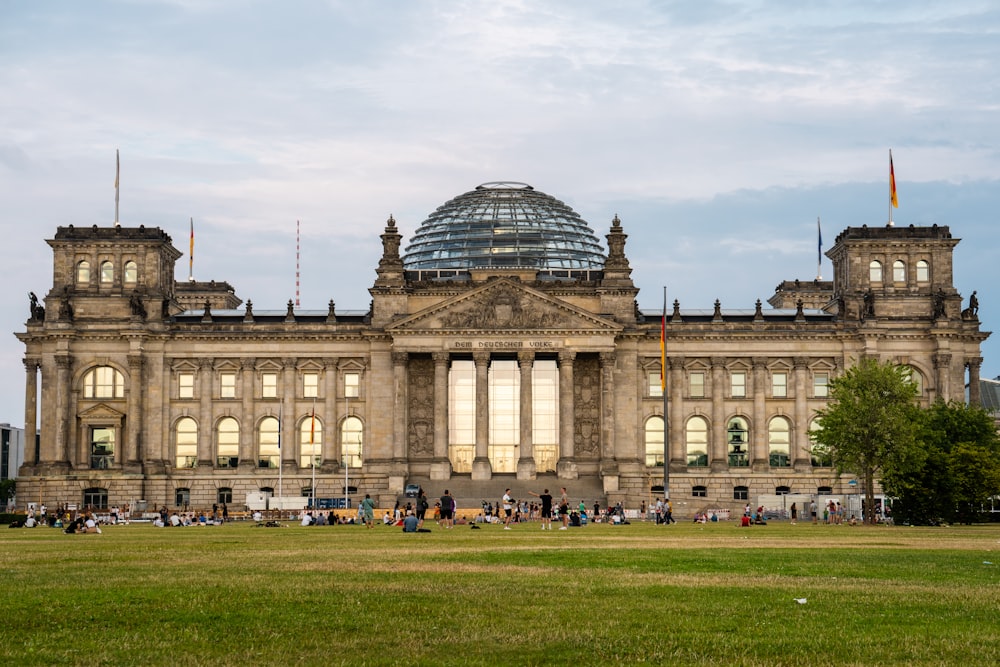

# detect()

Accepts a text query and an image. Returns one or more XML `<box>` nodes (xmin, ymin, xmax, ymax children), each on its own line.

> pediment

<box><xmin>78</xmin><ymin>403</ymin><xmax>126</xmax><ymax>421</ymax></box>
<box><xmin>388</xmin><ymin>278</ymin><xmax>622</xmax><ymax>334</ymax></box>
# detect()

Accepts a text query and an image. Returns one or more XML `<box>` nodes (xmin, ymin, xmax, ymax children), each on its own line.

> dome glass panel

<box><xmin>402</xmin><ymin>182</ymin><xmax>606</xmax><ymax>271</ymax></box>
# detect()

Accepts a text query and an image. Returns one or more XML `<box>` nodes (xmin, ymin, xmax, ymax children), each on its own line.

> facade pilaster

<box><xmin>933</xmin><ymin>353</ymin><xmax>952</xmax><ymax>403</ymax></box>
<box><xmin>710</xmin><ymin>357</ymin><xmax>726</xmax><ymax>471</ymax></box>
<box><xmin>392</xmin><ymin>351</ymin><xmax>409</xmax><ymax>462</ymax></box>
<box><xmin>472</xmin><ymin>351</ymin><xmax>491</xmax><ymax>479</ymax></box>
<box><xmin>557</xmin><ymin>350</ymin><xmax>577</xmax><ymax>479</ymax></box>
<box><xmin>668</xmin><ymin>357</ymin><xmax>685</xmax><ymax>468</ymax></box>
<box><xmin>967</xmin><ymin>357</ymin><xmax>983</xmax><ymax>406</ymax></box>
<box><xmin>751</xmin><ymin>358</ymin><xmax>767</xmax><ymax>471</ymax></box>
<box><xmin>281</xmin><ymin>358</ymin><xmax>296</xmax><ymax>467</ymax></box>
<box><xmin>23</xmin><ymin>357</ymin><xmax>39</xmax><ymax>466</ymax></box>
<box><xmin>430</xmin><ymin>352</ymin><xmax>452</xmax><ymax>480</ymax></box>
<box><xmin>792</xmin><ymin>357</ymin><xmax>810</xmax><ymax>469</ymax></box>
<box><xmin>516</xmin><ymin>350</ymin><xmax>536</xmax><ymax>480</ymax></box>
<box><xmin>54</xmin><ymin>354</ymin><xmax>72</xmax><ymax>465</ymax></box>
<box><xmin>323</xmin><ymin>358</ymin><xmax>338</xmax><ymax>469</ymax></box>
<box><xmin>126</xmin><ymin>355</ymin><xmax>144</xmax><ymax>466</ymax></box>
<box><xmin>239</xmin><ymin>358</ymin><xmax>255</xmax><ymax>468</ymax></box>
<box><xmin>599</xmin><ymin>351</ymin><xmax>615</xmax><ymax>461</ymax></box>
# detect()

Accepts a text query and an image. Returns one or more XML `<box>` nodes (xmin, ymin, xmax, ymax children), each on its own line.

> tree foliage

<box><xmin>814</xmin><ymin>358</ymin><xmax>922</xmax><ymax>524</ymax></box>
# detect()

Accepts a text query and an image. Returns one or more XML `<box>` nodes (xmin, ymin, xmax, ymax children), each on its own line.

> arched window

<box><xmin>124</xmin><ymin>260</ymin><xmax>138</xmax><ymax>283</ymax></box>
<box><xmin>809</xmin><ymin>418</ymin><xmax>832</xmax><ymax>467</ymax></box>
<box><xmin>300</xmin><ymin>415</ymin><xmax>323</xmax><ymax>468</ymax></box>
<box><xmin>727</xmin><ymin>417</ymin><xmax>749</xmax><ymax>467</ymax></box>
<box><xmin>685</xmin><ymin>416</ymin><xmax>708</xmax><ymax>467</ymax></box>
<box><xmin>100</xmin><ymin>260</ymin><xmax>114</xmax><ymax>284</ymax></box>
<box><xmin>902</xmin><ymin>366</ymin><xmax>924</xmax><ymax>395</ymax></box>
<box><xmin>76</xmin><ymin>260</ymin><xmax>91</xmax><ymax>283</ymax></box>
<box><xmin>341</xmin><ymin>416</ymin><xmax>363</xmax><ymax>468</ymax></box>
<box><xmin>83</xmin><ymin>487</ymin><xmax>108</xmax><ymax>510</ymax></box>
<box><xmin>644</xmin><ymin>415</ymin><xmax>665</xmax><ymax>467</ymax></box>
<box><xmin>869</xmin><ymin>260</ymin><xmax>883</xmax><ymax>283</ymax></box>
<box><xmin>768</xmin><ymin>416</ymin><xmax>791</xmax><ymax>467</ymax></box>
<box><xmin>82</xmin><ymin>366</ymin><xmax>125</xmax><ymax>399</ymax></box>
<box><xmin>892</xmin><ymin>260</ymin><xmax>906</xmax><ymax>283</ymax></box>
<box><xmin>916</xmin><ymin>260</ymin><xmax>929</xmax><ymax>282</ymax></box>
<box><xmin>216</xmin><ymin>417</ymin><xmax>239</xmax><ymax>468</ymax></box>
<box><xmin>257</xmin><ymin>417</ymin><xmax>279</xmax><ymax>469</ymax></box>
<box><xmin>175</xmin><ymin>417</ymin><xmax>198</xmax><ymax>469</ymax></box>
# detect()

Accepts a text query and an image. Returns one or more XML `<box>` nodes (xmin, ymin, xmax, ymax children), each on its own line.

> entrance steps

<box><xmin>401</xmin><ymin>474</ymin><xmax>606</xmax><ymax>511</ymax></box>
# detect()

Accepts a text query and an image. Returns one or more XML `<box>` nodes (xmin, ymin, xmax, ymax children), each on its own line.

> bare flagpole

<box><xmin>661</xmin><ymin>286</ymin><xmax>669</xmax><ymax>501</ymax></box>
<box><xmin>114</xmin><ymin>149</ymin><xmax>120</xmax><ymax>226</ymax></box>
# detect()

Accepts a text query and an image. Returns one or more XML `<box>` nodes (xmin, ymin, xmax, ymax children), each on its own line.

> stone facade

<box><xmin>15</xmin><ymin>217</ymin><xmax>989</xmax><ymax>515</ymax></box>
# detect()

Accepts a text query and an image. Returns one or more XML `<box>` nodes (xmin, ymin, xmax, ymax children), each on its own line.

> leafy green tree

<box><xmin>883</xmin><ymin>400</ymin><xmax>1000</xmax><ymax>524</ymax></box>
<box><xmin>814</xmin><ymin>358</ymin><xmax>922</xmax><ymax>524</ymax></box>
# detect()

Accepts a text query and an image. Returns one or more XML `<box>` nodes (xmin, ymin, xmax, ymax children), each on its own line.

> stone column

<box><xmin>23</xmin><ymin>357</ymin><xmax>39</xmax><ymax>466</ymax></box>
<box><xmin>599</xmin><ymin>351</ymin><xmax>616</xmax><ymax>461</ymax></box>
<box><xmin>752</xmin><ymin>358</ymin><xmax>767</xmax><ymax>471</ymax></box>
<box><xmin>933</xmin><ymin>353</ymin><xmax>952</xmax><ymax>403</ymax></box>
<box><xmin>54</xmin><ymin>354</ymin><xmax>72</xmax><ymax>466</ymax></box>
<box><xmin>557</xmin><ymin>350</ymin><xmax>577</xmax><ymax>479</ymax></box>
<box><xmin>198</xmin><ymin>358</ymin><xmax>213</xmax><ymax>466</ymax></box>
<box><xmin>472</xmin><ymin>351</ymin><xmax>492</xmax><ymax>480</ymax></box>
<box><xmin>517</xmin><ymin>350</ymin><xmax>536</xmax><ymax>480</ymax></box>
<box><xmin>792</xmin><ymin>357</ymin><xmax>810</xmax><ymax>469</ymax></box>
<box><xmin>668</xmin><ymin>357</ymin><xmax>685</xmax><ymax>467</ymax></box>
<box><xmin>281</xmin><ymin>358</ymin><xmax>296</xmax><ymax>468</ymax></box>
<box><xmin>967</xmin><ymin>357</ymin><xmax>983</xmax><ymax>406</ymax></box>
<box><xmin>710</xmin><ymin>357</ymin><xmax>726</xmax><ymax>471</ymax></box>
<box><xmin>392</xmin><ymin>352</ymin><xmax>409</xmax><ymax>462</ymax></box>
<box><xmin>126</xmin><ymin>354</ymin><xmax>144</xmax><ymax>468</ymax></box>
<box><xmin>239</xmin><ymin>358</ymin><xmax>255</xmax><ymax>468</ymax></box>
<box><xmin>431</xmin><ymin>352</ymin><xmax>452</xmax><ymax>480</ymax></box>
<box><xmin>323</xmin><ymin>358</ymin><xmax>338</xmax><ymax>469</ymax></box>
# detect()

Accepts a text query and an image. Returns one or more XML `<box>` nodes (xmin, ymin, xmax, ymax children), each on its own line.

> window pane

<box><xmin>303</xmin><ymin>372</ymin><xmax>319</xmax><ymax>398</ymax></box>
<box><xmin>532</xmin><ymin>360</ymin><xmax>558</xmax><ymax>446</ymax></box>
<box><xmin>178</xmin><ymin>373</ymin><xmax>194</xmax><ymax>399</ymax></box>
<box><xmin>175</xmin><ymin>417</ymin><xmax>197</xmax><ymax>468</ymax></box>
<box><xmin>220</xmin><ymin>372</ymin><xmax>236</xmax><ymax>398</ymax></box>
<box><xmin>342</xmin><ymin>416</ymin><xmax>363</xmax><ymax>467</ymax></box>
<box><xmin>686</xmin><ymin>416</ymin><xmax>708</xmax><ymax>467</ymax></box>
<box><xmin>869</xmin><ymin>260</ymin><xmax>882</xmax><ymax>282</ymax></box>
<box><xmin>727</xmin><ymin>417</ymin><xmax>749</xmax><ymax>467</ymax></box>
<box><xmin>100</xmin><ymin>261</ymin><xmax>113</xmax><ymax>283</ymax></box>
<box><xmin>258</xmin><ymin>417</ymin><xmax>279</xmax><ymax>468</ymax></box>
<box><xmin>731</xmin><ymin>372</ymin><xmax>746</xmax><ymax>398</ymax></box>
<box><xmin>344</xmin><ymin>372</ymin><xmax>360</xmax><ymax>398</ymax></box>
<box><xmin>772</xmin><ymin>372</ymin><xmax>787</xmax><ymax>398</ymax></box>
<box><xmin>124</xmin><ymin>260</ymin><xmax>137</xmax><ymax>283</ymax></box>
<box><xmin>261</xmin><ymin>373</ymin><xmax>277</xmax><ymax>398</ymax></box>
<box><xmin>77</xmin><ymin>260</ymin><xmax>91</xmax><ymax>283</ymax></box>
<box><xmin>217</xmin><ymin>417</ymin><xmax>239</xmax><ymax>468</ymax></box>
<box><xmin>768</xmin><ymin>417</ymin><xmax>791</xmax><ymax>467</ymax></box>
<box><xmin>893</xmin><ymin>260</ymin><xmax>906</xmax><ymax>282</ymax></box>
<box><xmin>649</xmin><ymin>371</ymin><xmax>663</xmax><ymax>398</ymax></box>
<box><xmin>916</xmin><ymin>260</ymin><xmax>929</xmax><ymax>282</ymax></box>
<box><xmin>813</xmin><ymin>373</ymin><xmax>829</xmax><ymax>398</ymax></box>
<box><xmin>300</xmin><ymin>415</ymin><xmax>322</xmax><ymax>467</ymax></box>
<box><xmin>689</xmin><ymin>372</ymin><xmax>705</xmax><ymax>398</ymax></box>
<box><xmin>449</xmin><ymin>361</ymin><xmax>475</xmax><ymax>452</ymax></box>
<box><xmin>645</xmin><ymin>416</ymin><xmax>664</xmax><ymax>467</ymax></box>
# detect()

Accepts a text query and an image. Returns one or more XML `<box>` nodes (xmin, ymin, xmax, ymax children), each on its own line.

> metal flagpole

<box><xmin>310</xmin><ymin>399</ymin><xmax>317</xmax><ymax>512</ymax></box>
<box><xmin>277</xmin><ymin>405</ymin><xmax>283</xmax><ymax>512</ymax></box>
<box><xmin>662</xmin><ymin>286</ymin><xmax>669</xmax><ymax>501</ymax></box>
<box><xmin>114</xmin><ymin>149</ymin><xmax>120</xmax><ymax>227</ymax></box>
<box><xmin>816</xmin><ymin>217</ymin><xmax>823</xmax><ymax>280</ymax></box>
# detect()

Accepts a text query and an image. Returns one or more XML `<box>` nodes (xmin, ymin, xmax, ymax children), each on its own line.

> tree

<box><xmin>814</xmin><ymin>358</ymin><xmax>922</xmax><ymax>524</ymax></box>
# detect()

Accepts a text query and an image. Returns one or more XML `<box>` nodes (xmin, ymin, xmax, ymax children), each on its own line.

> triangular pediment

<box><xmin>388</xmin><ymin>278</ymin><xmax>622</xmax><ymax>334</ymax></box>
<box><xmin>78</xmin><ymin>403</ymin><xmax>126</xmax><ymax>421</ymax></box>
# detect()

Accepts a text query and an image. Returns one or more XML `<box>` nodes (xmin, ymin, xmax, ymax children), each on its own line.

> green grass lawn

<box><xmin>2</xmin><ymin>519</ymin><xmax>998</xmax><ymax>666</ymax></box>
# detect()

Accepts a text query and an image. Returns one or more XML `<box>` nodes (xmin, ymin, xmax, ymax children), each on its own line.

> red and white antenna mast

<box><xmin>295</xmin><ymin>219</ymin><xmax>301</xmax><ymax>307</ymax></box>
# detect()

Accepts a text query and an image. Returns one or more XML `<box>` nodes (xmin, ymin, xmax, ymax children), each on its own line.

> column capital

<box><xmin>752</xmin><ymin>357</ymin><xmax>768</xmax><ymax>370</ymax></box>
<box><xmin>793</xmin><ymin>357</ymin><xmax>809</xmax><ymax>370</ymax></box>
<box><xmin>432</xmin><ymin>351</ymin><xmax>450</xmax><ymax>364</ymax></box>
<box><xmin>668</xmin><ymin>356</ymin><xmax>685</xmax><ymax>370</ymax></box>
<box><xmin>558</xmin><ymin>350</ymin><xmax>576</xmax><ymax>364</ymax></box>
<box><xmin>323</xmin><ymin>357</ymin><xmax>339</xmax><ymax>370</ymax></box>
<box><xmin>241</xmin><ymin>357</ymin><xmax>256</xmax><ymax>370</ymax></box>
<box><xmin>23</xmin><ymin>357</ymin><xmax>40</xmax><ymax>372</ymax></box>
<box><xmin>128</xmin><ymin>355</ymin><xmax>144</xmax><ymax>371</ymax></box>
<box><xmin>517</xmin><ymin>350</ymin><xmax>535</xmax><ymax>365</ymax></box>
<box><xmin>966</xmin><ymin>356</ymin><xmax>983</xmax><ymax>370</ymax></box>
<box><xmin>473</xmin><ymin>351</ymin><xmax>490</xmax><ymax>365</ymax></box>
<box><xmin>198</xmin><ymin>357</ymin><xmax>214</xmax><ymax>370</ymax></box>
<box><xmin>281</xmin><ymin>357</ymin><xmax>297</xmax><ymax>369</ymax></box>
<box><xmin>710</xmin><ymin>356</ymin><xmax>726</xmax><ymax>369</ymax></box>
<box><xmin>598</xmin><ymin>351</ymin><xmax>615</xmax><ymax>366</ymax></box>
<box><xmin>55</xmin><ymin>354</ymin><xmax>73</xmax><ymax>370</ymax></box>
<box><xmin>392</xmin><ymin>351</ymin><xmax>409</xmax><ymax>366</ymax></box>
<box><xmin>933</xmin><ymin>353</ymin><xmax>952</xmax><ymax>368</ymax></box>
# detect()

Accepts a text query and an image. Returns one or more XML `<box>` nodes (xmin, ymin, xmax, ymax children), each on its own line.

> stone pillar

<box><xmin>281</xmin><ymin>358</ymin><xmax>296</xmax><ymax>468</ymax></box>
<box><xmin>668</xmin><ymin>357</ymin><xmax>685</xmax><ymax>468</ymax></box>
<box><xmin>792</xmin><ymin>357</ymin><xmax>810</xmax><ymax>469</ymax></box>
<box><xmin>517</xmin><ymin>350</ymin><xmax>536</xmax><ymax>480</ymax></box>
<box><xmin>323</xmin><ymin>358</ymin><xmax>338</xmax><ymax>470</ymax></box>
<box><xmin>967</xmin><ymin>357</ymin><xmax>983</xmax><ymax>406</ymax></box>
<box><xmin>23</xmin><ymin>357</ymin><xmax>39</xmax><ymax>466</ymax></box>
<box><xmin>933</xmin><ymin>353</ymin><xmax>952</xmax><ymax>403</ymax></box>
<box><xmin>710</xmin><ymin>357</ymin><xmax>726</xmax><ymax>471</ymax></box>
<box><xmin>431</xmin><ymin>352</ymin><xmax>452</xmax><ymax>480</ymax></box>
<box><xmin>599</xmin><ymin>351</ymin><xmax>616</xmax><ymax>461</ymax></box>
<box><xmin>198</xmin><ymin>358</ymin><xmax>213</xmax><ymax>466</ymax></box>
<box><xmin>391</xmin><ymin>352</ymin><xmax>409</xmax><ymax>462</ymax></box>
<box><xmin>751</xmin><ymin>358</ymin><xmax>767</xmax><ymax>471</ymax></box>
<box><xmin>54</xmin><ymin>354</ymin><xmax>72</xmax><ymax>465</ymax></box>
<box><xmin>557</xmin><ymin>350</ymin><xmax>578</xmax><ymax>479</ymax></box>
<box><xmin>125</xmin><ymin>354</ymin><xmax>144</xmax><ymax>468</ymax></box>
<box><xmin>472</xmin><ymin>351</ymin><xmax>492</xmax><ymax>480</ymax></box>
<box><xmin>239</xmin><ymin>358</ymin><xmax>255</xmax><ymax>469</ymax></box>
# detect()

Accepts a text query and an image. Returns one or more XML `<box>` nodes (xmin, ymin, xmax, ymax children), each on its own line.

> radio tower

<box><xmin>295</xmin><ymin>220</ymin><xmax>301</xmax><ymax>307</ymax></box>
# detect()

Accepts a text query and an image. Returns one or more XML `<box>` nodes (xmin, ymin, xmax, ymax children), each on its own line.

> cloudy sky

<box><xmin>2</xmin><ymin>0</ymin><xmax>999</xmax><ymax>425</ymax></box>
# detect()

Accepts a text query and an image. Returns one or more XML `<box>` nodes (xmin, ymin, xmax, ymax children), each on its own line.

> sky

<box><xmin>1</xmin><ymin>0</ymin><xmax>999</xmax><ymax>426</ymax></box>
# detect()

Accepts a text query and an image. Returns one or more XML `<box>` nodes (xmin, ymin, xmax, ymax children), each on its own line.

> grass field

<box><xmin>2</xmin><ymin>518</ymin><xmax>999</xmax><ymax>666</ymax></box>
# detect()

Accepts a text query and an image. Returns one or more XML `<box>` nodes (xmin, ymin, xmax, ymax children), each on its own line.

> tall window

<box><xmin>76</xmin><ymin>260</ymin><xmax>91</xmax><ymax>283</ymax></box>
<box><xmin>341</xmin><ymin>416</ymin><xmax>363</xmax><ymax>468</ymax></box>
<box><xmin>299</xmin><ymin>415</ymin><xmax>322</xmax><ymax>468</ymax></box>
<box><xmin>175</xmin><ymin>417</ymin><xmax>197</xmax><ymax>469</ymax></box>
<box><xmin>869</xmin><ymin>260</ymin><xmax>883</xmax><ymax>283</ymax></box>
<box><xmin>261</xmin><ymin>372</ymin><xmax>277</xmax><ymax>399</ymax></box>
<box><xmin>100</xmin><ymin>260</ymin><xmax>113</xmax><ymax>284</ymax></box>
<box><xmin>689</xmin><ymin>371</ymin><xmax>705</xmax><ymax>398</ymax></box>
<box><xmin>257</xmin><ymin>416</ymin><xmax>279</xmax><ymax>468</ymax></box>
<box><xmin>303</xmin><ymin>372</ymin><xmax>319</xmax><ymax>398</ymax></box>
<box><xmin>90</xmin><ymin>427</ymin><xmax>115</xmax><ymax>469</ymax></box>
<box><xmin>220</xmin><ymin>372</ymin><xmax>236</xmax><ymax>399</ymax></box>
<box><xmin>772</xmin><ymin>372</ymin><xmax>787</xmax><ymax>398</ymax></box>
<box><xmin>727</xmin><ymin>417</ymin><xmax>749</xmax><ymax>467</ymax></box>
<box><xmin>685</xmin><ymin>416</ymin><xmax>708</xmax><ymax>467</ymax></box>
<box><xmin>178</xmin><ymin>372</ymin><xmax>194</xmax><ymax>399</ymax></box>
<box><xmin>83</xmin><ymin>366</ymin><xmax>125</xmax><ymax>399</ymax></box>
<box><xmin>809</xmin><ymin>418</ymin><xmax>832</xmax><ymax>467</ymax></box>
<box><xmin>768</xmin><ymin>416</ymin><xmax>791</xmax><ymax>467</ymax></box>
<box><xmin>344</xmin><ymin>372</ymin><xmax>360</xmax><ymax>398</ymax></box>
<box><xmin>448</xmin><ymin>360</ymin><xmax>475</xmax><ymax>473</ymax></box>
<box><xmin>489</xmin><ymin>360</ymin><xmax>519</xmax><ymax>473</ymax></box>
<box><xmin>645</xmin><ymin>415</ymin><xmax>665</xmax><ymax>467</ymax></box>
<box><xmin>532</xmin><ymin>360</ymin><xmax>558</xmax><ymax>473</ymax></box>
<box><xmin>123</xmin><ymin>260</ymin><xmax>138</xmax><ymax>283</ymax></box>
<box><xmin>916</xmin><ymin>260</ymin><xmax>930</xmax><ymax>282</ymax></box>
<box><xmin>217</xmin><ymin>417</ymin><xmax>239</xmax><ymax>468</ymax></box>
<box><xmin>813</xmin><ymin>372</ymin><xmax>829</xmax><ymax>398</ymax></box>
<box><xmin>648</xmin><ymin>371</ymin><xmax>663</xmax><ymax>398</ymax></box>
<box><xmin>730</xmin><ymin>372</ymin><xmax>746</xmax><ymax>398</ymax></box>
<box><xmin>892</xmin><ymin>260</ymin><xmax>906</xmax><ymax>283</ymax></box>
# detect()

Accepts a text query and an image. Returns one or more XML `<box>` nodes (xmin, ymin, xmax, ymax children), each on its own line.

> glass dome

<box><xmin>401</xmin><ymin>182</ymin><xmax>606</xmax><ymax>271</ymax></box>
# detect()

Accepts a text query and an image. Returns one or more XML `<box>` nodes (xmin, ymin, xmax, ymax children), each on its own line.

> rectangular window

<box><xmin>648</xmin><ymin>371</ymin><xmax>663</xmax><ymax>398</ymax></box>
<box><xmin>261</xmin><ymin>372</ymin><xmax>278</xmax><ymax>399</ymax></box>
<box><xmin>689</xmin><ymin>372</ymin><xmax>705</xmax><ymax>398</ymax></box>
<box><xmin>344</xmin><ymin>372</ymin><xmax>360</xmax><ymax>399</ymax></box>
<box><xmin>772</xmin><ymin>372</ymin><xmax>787</xmax><ymax>398</ymax></box>
<box><xmin>814</xmin><ymin>372</ymin><xmax>829</xmax><ymax>398</ymax></box>
<box><xmin>303</xmin><ymin>372</ymin><xmax>319</xmax><ymax>398</ymax></box>
<box><xmin>731</xmin><ymin>372</ymin><xmax>746</xmax><ymax>398</ymax></box>
<box><xmin>178</xmin><ymin>372</ymin><xmax>194</xmax><ymax>399</ymax></box>
<box><xmin>220</xmin><ymin>372</ymin><xmax>236</xmax><ymax>399</ymax></box>
<box><xmin>90</xmin><ymin>426</ymin><xmax>115</xmax><ymax>469</ymax></box>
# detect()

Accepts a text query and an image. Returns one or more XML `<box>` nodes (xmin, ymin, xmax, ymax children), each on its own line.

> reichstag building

<box><xmin>16</xmin><ymin>181</ymin><xmax>989</xmax><ymax>514</ymax></box>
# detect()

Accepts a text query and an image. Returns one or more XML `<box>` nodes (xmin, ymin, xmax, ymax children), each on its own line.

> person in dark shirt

<box><xmin>528</xmin><ymin>488</ymin><xmax>554</xmax><ymax>530</ymax></box>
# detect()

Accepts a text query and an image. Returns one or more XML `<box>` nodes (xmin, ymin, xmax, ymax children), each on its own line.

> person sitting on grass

<box><xmin>402</xmin><ymin>511</ymin><xmax>418</xmax><ymax>533</ymax></box>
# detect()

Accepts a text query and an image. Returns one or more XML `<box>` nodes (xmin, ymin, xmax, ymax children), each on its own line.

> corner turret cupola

<box><xmin>374</xmin><ymin>215</ymin><xmax>405</xmax><ymax>288</ymax></box>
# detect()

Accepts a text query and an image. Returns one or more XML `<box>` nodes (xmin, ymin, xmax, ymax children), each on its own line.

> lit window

<box><xmin>768</xmin><ymin>416</ymin><xmax>791</xmax><ymax>467</ymax></box>
<box><xmin>645</xmin><ymin>415</ymin><xmax>664</xmax><ymax>467</ymax></box>
<box><xmin>77</xmin><ymin>260</ymin><xmax>91</xmax><ymax>283</ymax></box>
<box><xmin>300</xmin><ymin>414</ymin><xmax>323</xmax><ymax>468</ymax></box>
<box><xmin>731</xmin><ymin>372</ymin><xmax>746</xmax><ymax>398</ymax></box>
<box><xmin>100</xmin><ymin>261</ymin><xmax>113</xmax><ymax>284</ymax></box>
<box><xmin>344</xmin><ymin>372</ymin><xmax>360</xmax><ymax>398</ymax></box>
<box><xmin>175</xmin><ymin>417</ymin><xmax>197</xmax><ymax>468</ymax></box>
<box><xmin>813</xmin><ymin>373</ymin><xmax>829</xmax><ymax>398</ymax></box>
<box><xmin>303</xmin><ymin>372</ymin><xmax>319</xmax><ymax>398</ymax></box>
<box><xmin>727</xmin><ymin>417</ymin><xmax>749</xmax><ymax>467</ymax></box>
<box><xmin>83</xmin><ymin>366</ymin><xmax>125</xmax><ymax>399</ymax></box>
<box><xmin>893</xmin><ymin>260</ymin><xmax>906</xmax><ymax>283</ymax></box>
<box><xmin>772</xmin><ymin>372</ymin><xmax>787</xmax><ymax>398</ymax></box>
<box><xmin>261</xmin><ymin>372</ymin><xmax>278</xmax><ymax>399</ymax></box>
<box><xmin>124</xmin><ymin>260</ymin><xmax>138</xmax><ymax>283</ymax></box>
<box><xmin>216</xmin><ymin>417</ymin><xmax>239</xmax><ymax>468</ymax></box>
<box><xmin>258</xmin><ymin>417</ymin><xmax>280</xmax><ymax>468</ymax></box>
<box><xmin>220</xmin><ymin>372</ymin><xmax>236</xmax><ymax>399</ymax></box>
<box><xmin>90</xmin><ymin>427</ymin><xmax>115</xmax><ymax>469</ymax></box>
<box><xmin>341</xmin><ymin>416</ymin><xmax>363</xmax><ymax>468</ymax></box>
<box><xmin>448</xmin><ymin>360</ymin><xmax>475</xmax><ymax>473</ymax></box>
<box><xmin>649</xmin><ymin>371</ymin><xmax>663</xmax><ymax>398</ymax></box>
<box><xmin>178</xmin><ymin>372</ymin><xmax>194</xmax><ymax>399</ymax></box>
<box><xmin>689</xmin><ymin>372</ymin><xmax>705</xmax><ymax>398</ymax></box>
<box><xmin>488</xmin><ymin>360</ymin><xmax>519</xmax><ymax>473</ymax></box>
<box><xmin>916</xmin><ymin>260</ymin><xmax>929</xmax><ymax>282</ymax></box>
<box><xmin>532</xmin><ymin>360</ymin><xmax>558</xmax><ymax>473</ymax></box>
<box><xmin>685</xmin><ymin>416</ymin><xmax>708</xmax><ymax>467</ymax></box>
<box><xmin>869</xmin><ymin>260</ymin><xmax>883</xmax><ymax>282</ymax></box>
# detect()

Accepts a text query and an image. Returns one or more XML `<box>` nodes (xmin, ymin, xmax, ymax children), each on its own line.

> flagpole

<box><xmin>277</xmin><ymin>405</ymin><xmax>283</xmax><ymax>512</ymax></box>
<box><xmin>889</xmin><ymin>149</ymin><xmax>897</xmax><ymax>227</ymax></box>
<box><xmin>816</xmin><ymin>217</ymin><xmax>823</xmax><ymax>280</ymax></box>
<box><xmin>310</xmin><ymin>399</ymin><xmax>317</xmax><ymax>513</ymax></box>
<box><xmin>188</xmin><ymin>218</ymin><xmax>195</xmax><ymax>282</ymax></box>
<box><xmin>114</xmin><ymin>149</ymin><xmax>120</xmax><ymax>227</ymax></box>
<box><xmin>661</xmin><ymin>286</ymin><xmax>669</xmax><ymax>501</ymax></box>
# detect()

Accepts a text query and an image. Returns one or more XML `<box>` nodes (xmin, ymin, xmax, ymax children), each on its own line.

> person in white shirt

<box><xmin>502</xmin><ymin>490</ymin><xmax>514</xmax><ymax>530</ymax></box>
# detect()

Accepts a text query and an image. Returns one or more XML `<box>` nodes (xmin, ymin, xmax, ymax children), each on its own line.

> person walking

<box><xmin>528</xmin><ymin>488</ymin><xmax>554</xmax><ymax>530</ymax></box>
<box><xmin>416</xmin><ymin>489</ymin><xmax>429</xmax><ymax>528</ymax></box>
<box><xmin>361</xmin><ymin>494</ymin><xmax>376</xmax><ymax>529</ymax></box>
<box><xmin>790</xmin><ymin>502</ymin><xmax>798</xmax><ymax>525</ymax></box>
<box><xmin>502</xmin><ymin>489</ymin><xmax>515</xmax><ymax>530</ymax></box>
